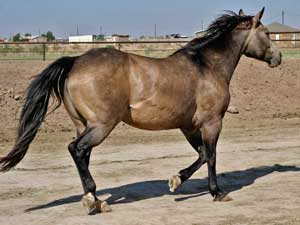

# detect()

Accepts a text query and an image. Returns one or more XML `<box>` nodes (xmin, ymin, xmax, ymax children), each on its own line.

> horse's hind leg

<box><xmin>169</xmin><ymin>130</ymin><xmax>207</xmax><ymax>192</ymax></box>
<box><xmin>64</xmin><ymin>96</ymin><xmax>93</xmax><ymax>168</ymax></box>
<box><xmin>68</xmin><ymin>122</ymin><xmax>116</xmax><ymax>215</ymax></box>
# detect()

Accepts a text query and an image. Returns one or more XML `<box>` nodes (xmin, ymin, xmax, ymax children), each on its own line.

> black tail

<box><xmin>0</xmin><ymin>56</ymin><xmax>77</xmax><ymax>172</ymax></box>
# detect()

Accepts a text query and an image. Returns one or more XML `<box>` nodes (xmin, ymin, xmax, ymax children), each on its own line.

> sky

<box><xmin>0</xmin><ymin>0</ymin><xmax>300</xmax><ymax>38</ymax></box>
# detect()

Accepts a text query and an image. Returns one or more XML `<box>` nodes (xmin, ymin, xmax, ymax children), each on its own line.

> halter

<box><xmin>240</xmin><ymin>22</ymin><xmax>256</xmax><ymax>55</ymax></box>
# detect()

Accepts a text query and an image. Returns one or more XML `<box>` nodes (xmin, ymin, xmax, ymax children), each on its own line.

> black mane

<box><xmin>174</xmin><ymin>11</ymin><xmax>253</xmax><ymax>56</ymax></box>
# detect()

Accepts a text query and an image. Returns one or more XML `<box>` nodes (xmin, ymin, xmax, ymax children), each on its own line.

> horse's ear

<box><xmin>239</xmin><ymin>9</ymin><xmax>245</xmax><ymax>16</ymax></box>
<box><xmin>253</xmin><ymin>7</ymin><xmax>265</xmax><ymax>25</ymax></box>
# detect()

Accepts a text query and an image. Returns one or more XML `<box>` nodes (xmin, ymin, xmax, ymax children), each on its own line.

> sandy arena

<box><xmin>0</xmin><ymin>57</ymin><xmax>299</xmax><ymax>225</ymax></box>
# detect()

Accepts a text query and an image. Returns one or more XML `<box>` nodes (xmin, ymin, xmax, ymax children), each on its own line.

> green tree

<box><xmin>41</xmin><ymin>31</ymin><xmax>55</xmax><ymax>41</ymax></box>
<box><xmin>95</xmin><ymin>34</ymin><xmax>105</xmax><ymax>41</ymax></box>
<box><xmin>13</xmin><ymin>33</ymin><xmax>21</xmax><ymax>42</ymax></box>
<box><xmin>24</xmin><ymin>33</ymin><xmax>31</xmax><ymax>37</ymax></box>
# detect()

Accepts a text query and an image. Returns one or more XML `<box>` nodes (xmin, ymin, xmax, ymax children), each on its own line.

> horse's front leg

<box><xmin>169</xmin><ymin>129</ymin><xmax>207</xmax><ymax>192</ymax></box>
<box><xmin>202</xmin><ymin>118</ymin><xmax>232</xmax><ymax>202</ymax></box>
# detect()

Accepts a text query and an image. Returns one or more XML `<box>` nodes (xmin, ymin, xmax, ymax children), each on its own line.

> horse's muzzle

<box><xmin>269</xmin><ymin>52</ymin><xmax>282</xmax><ymax>68</ymax></box>
<box><xmin>265</xmin><ymin>43</ymin><xmax>282</xmax><ymax>68</ymax></box>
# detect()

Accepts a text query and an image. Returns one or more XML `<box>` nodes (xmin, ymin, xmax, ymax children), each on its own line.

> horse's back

<box><xmin>64</xmin><ymin>48</ymin><xmax>198</xmax><ymax>130</ymax></box>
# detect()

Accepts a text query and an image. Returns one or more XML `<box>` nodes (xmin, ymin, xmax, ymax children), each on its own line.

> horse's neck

<box><xmin>205</xmin><ymin>31</ymin><xmax>248</xmax><ymax>83</ymax></box>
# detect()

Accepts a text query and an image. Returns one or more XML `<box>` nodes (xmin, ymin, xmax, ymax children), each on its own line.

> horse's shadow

<box><xmin>25</xmin><ymin>164</ymin><xmax>300</xmax><ymax>212</ymax></box>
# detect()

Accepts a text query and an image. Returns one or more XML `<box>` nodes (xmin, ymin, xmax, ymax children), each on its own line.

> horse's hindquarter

<box><xmin>65</xmin><ymin>49</ymin><xmax>131</xmax><ymax>124</ymax></box>
<box><xmin>123</xmin><ymin>54</ymin><xmax>198</xmax><ymax>130</ymax></box>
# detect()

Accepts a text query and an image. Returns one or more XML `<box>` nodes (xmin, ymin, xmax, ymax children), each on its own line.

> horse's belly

<box><xmin>123</xmin><ymin>112</ymin><xmax>180</xmax><ymax>130</ymax></box>
<box><xmin>123</xmin><ymin>101</ymin><xmax>187</xmax><ymax>130</ymax></box>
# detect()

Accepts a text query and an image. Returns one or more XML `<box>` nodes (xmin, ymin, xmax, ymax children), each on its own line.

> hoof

<box><xmin>213</xmin><ymin>193</ymin><xmax>233</xmax><ymax>202</ymax></box>
<box><xmin>82</xmin><ymin>193</ymin><xmax>97</xmax><ymax>215</ymax></box>
<box><xmin>95</xmin><ymin>200</ymin><xmax>112</xmax><ymax>213</ymax></box>
<box><xmin>168</xmin><ymin>175</ymin><xmax>181</xmax><ymax>192</ymax></box>
<box><xmin>82</xmin><ymin>193</ymin><xmax>112</xmax><ymax>215</ymax></box>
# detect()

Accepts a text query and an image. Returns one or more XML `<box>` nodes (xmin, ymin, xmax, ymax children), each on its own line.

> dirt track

<box><xmin>0</xmin><ymin>57</ymin><xmax>299</xmax><ymax>225</ymax></box>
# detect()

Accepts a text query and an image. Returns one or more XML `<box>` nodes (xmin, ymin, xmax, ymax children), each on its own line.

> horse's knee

<box><xmin>198</xmin><ymin>146</ymin><xmax>209</xmax><ymax>162</ymax></box>
<box><xmin>68</xmin><ymin>142</ymin><xmax>76</xmax><ymax>156</ymax></box>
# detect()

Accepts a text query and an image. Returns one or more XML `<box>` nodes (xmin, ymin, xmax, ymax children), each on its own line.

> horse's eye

<box><xmin>266</xmin><ymin>32</ymin><xmax>270</xmax><ymax>36</ymax></box>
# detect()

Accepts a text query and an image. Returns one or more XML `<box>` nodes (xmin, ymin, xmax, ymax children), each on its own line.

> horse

<box><xmin>0</xmin><ymin>8</ymin><xmax>281</xmax><ymax>215</ymax></box>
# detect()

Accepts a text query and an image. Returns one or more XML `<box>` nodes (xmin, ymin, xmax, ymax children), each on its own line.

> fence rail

<box><xmin>0</xmin><ymin>39</ymin><xmax>300</xmax><ymax>60</ymax></box>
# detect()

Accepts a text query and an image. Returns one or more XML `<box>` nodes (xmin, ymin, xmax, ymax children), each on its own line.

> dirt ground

<box><xmin>0</xmin><ymin>57</ymin><xmax>299</xmax><ymax>225</ymax></box>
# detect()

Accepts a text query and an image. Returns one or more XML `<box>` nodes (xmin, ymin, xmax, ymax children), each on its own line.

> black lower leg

<box><xmin>179</xmin><ymin>146</ymin><xmax>207</xmax><ymax>182</ymax></box>
<box><xmin>85</xmin><ymin>150</ymin><xmax>91</xmax><ymax>167</ymax></box>
<box><xmin>68</xmin><ymin>142</ymin><xmax>96</xmax><ymax>194</ymax></box>
<box><xmin>179</xmin><ymin>130</ymin><xmax>206</xmax><ymax>183</ymax></box>
<box><xmin>200</xmin><ymin>119</ymin><xmax>227</xmax><ymax>199</ymax></box>
<box><xmin>207</xmin><ymin>155</ymin><xmax>222</xmax><ymax>197</ymax></box>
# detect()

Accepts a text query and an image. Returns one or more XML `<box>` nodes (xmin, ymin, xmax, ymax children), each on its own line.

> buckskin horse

<box><xmin>0</xmin><ymin>8</ymin><xmax>281</xmax><ymax>214</ymax></box>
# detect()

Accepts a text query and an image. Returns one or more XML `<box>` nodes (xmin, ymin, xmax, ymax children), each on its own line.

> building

<box><xmin>28</xmin><ymin>36</ymin><xmax>47</xmax><ymax>43</ymax></box>
<box><xmin>55</xmin><ymin>38</ymin><xmax>68</xmax><ymax>43</ymax></box>
<box><xmin>194</xmin><ymin>30</ymin><xmax>206</xmax><ymax>38</ymax></box>
<box><xmin>165</xmin><ymin>34</ymin><xmax>189</xmax><ymax>39</ymax></box>
<box><xmin>69</xmin><ymin>35</ymin><xmax>97</xmax><ymax>42</ymax></box>
<box><xmin>105</xmin><ymin>34</ymin><xmax>130</xmax><ymax>42</ymax></box>
<box><xmin>19</xmin><ymin>35</ymin><xmax>47</xmax><ymax>42</ymax></box>
<box><xmin>266</xmin><ymin>22</ymin><xmax>300</xmax><ymax>48</ymax></box>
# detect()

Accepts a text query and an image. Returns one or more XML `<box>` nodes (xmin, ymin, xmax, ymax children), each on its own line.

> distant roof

<box><xmin>194</xmin><ymin>29</ymin><xmax>206</xmax><ymax>34</ymax></box>
<box><xmin>266</xmin><ymin>22</ymin><xmax>300</xmax><ymax>33</ymax></box>
<box><xmin>112</xmin><ymin>34</ymin><xmax>130</xmax><ymax>37</ymax></box>
<box><xmin>31</xmin><ymin>35</ymin><xmax>42</xmax><ymax>39</ymax></box>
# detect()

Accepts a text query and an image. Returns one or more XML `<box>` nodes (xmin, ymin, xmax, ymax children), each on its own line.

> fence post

<box><xmin>42</xmin><ymin>43</ymin><xmax>46</xmax><ymax>60</ymax></box>
<box><xmin>118</xmin><ymin>42</ymin><xmax>121</xmax><ymax>51</ymax></box>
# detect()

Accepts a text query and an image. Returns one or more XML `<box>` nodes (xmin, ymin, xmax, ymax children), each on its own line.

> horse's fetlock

<box><xmin>86</xmin><ymin>181</ymin><xmax>96</xmax><ymax>193</ymax></box>
<box><xmin>209</xmin><ymin>184</ymin><xmax>218</xmax><ymax>195</ymax></box>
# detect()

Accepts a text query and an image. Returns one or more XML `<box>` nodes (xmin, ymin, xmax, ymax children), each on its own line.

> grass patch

<box><xmin>281</xmin><ymin>48</ymin><xmax>300</xmax><ymax>58</ymax></box>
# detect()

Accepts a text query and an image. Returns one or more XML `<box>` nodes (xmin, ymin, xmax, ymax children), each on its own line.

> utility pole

<box><xmin>268</xmin><ymin>0</ymin><xmax>272</xmax><ymax>21</ymax></box>
<box><xmin>201</xmin><ymin>19</ymin><xmax>204</xmax><ymax>31</ymax></box>
<box><xmin>282</xmin><ymin>10</ymin><xmax>285</xmax><ymax>25</ymax></box>
<box><xmin>100</xmin><ymin>26</ymin><xmax>103</xmax><ymax>35</ymax></box>
<box><xmin>154</xmin><ymin>24</ymin><xmax>157</xmax><ymax>38</ymax></box>
<box><xmin>76</xmin><ymin>24</ymin><xmax>80</xmax><ymax>35</ymax></box>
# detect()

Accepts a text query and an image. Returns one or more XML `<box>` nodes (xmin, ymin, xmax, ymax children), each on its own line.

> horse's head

<box><xmin>241</xmin><ymin>8</ymin><xmax>282</xmax><ymax>67</ymax></box>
